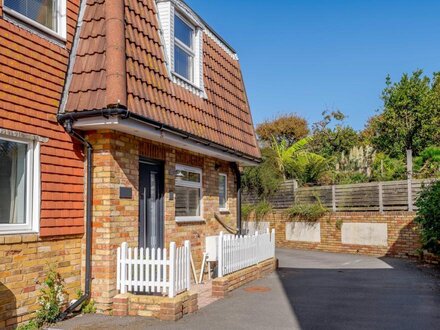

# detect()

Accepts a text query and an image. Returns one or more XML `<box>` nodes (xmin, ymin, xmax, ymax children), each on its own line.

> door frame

<box><xmin>139</xmin><ymin>157</ymin><xmax>165</xmax><ymax>249</ymax></box>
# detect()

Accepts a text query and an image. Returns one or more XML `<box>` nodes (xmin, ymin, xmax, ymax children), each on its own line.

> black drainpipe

<box><xmin>231</xmin><ymin>163</ymin><xmax>242</xmax><ymax>234</ymax></box>
<box><xmin>58</xmin><ymin>119</ymin><xmax>93</xmax><ymax>319</ymax></box>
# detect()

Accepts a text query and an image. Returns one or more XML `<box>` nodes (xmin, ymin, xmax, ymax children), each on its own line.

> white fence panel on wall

<box><xmin>117</xmin><ymin>241</ymin><xmax>190</xmax><ymax>298</ymax></box>
<box><xmin>242</xmin><ymin>221</ymin><xmax>270</xmax><ymax>235</ymax></box>
<box><xmin>218</xmin><ymin>229</ymin><xmax>275</xmax><ymax>277</ymax></box>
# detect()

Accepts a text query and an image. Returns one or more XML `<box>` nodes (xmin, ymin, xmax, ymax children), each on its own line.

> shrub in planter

<box><xmin>254</xmin><ymin>200</ymin><xmax>272</xmax><ymax>220</ymax></box>
<box><xmin>287</xmin><ymin>201</ymin><xmax>328</xmax><ymax>221</ymax></box>
<box><xmin>241</xmin><ymin>203</ymin><xmax>255</xmax><ymax>221</ymax></box>
<box><xmin>415</xmin><ymin>181</ymin><xmax>440</xmax><ymax>255</ymax></box>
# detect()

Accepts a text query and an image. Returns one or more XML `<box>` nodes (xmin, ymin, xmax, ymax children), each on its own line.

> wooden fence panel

<box><xmin>242</xmin><ymin>178</ymin><xmax>437</xmax><ymax>212</ymax></box>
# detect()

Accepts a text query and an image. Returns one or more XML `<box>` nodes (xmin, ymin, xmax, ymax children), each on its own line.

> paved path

<box><xmin>55</xmin><ymin>249</ymin><xmax>440</xmax><ymax>330</ymax></box>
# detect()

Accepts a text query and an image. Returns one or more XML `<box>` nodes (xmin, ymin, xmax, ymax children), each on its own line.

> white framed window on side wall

<box><xmin>219</xmin><ymin>173</ymin><xmax>228</xmax><ymax>212</ymax></box>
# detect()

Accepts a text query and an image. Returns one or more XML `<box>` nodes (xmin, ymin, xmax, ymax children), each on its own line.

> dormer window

<box><xmin>174</xmin><ymin>14</ymin><xmax>195</xmax><ymax>82</ymax></box>
<box><xmin>156</xmin><ymin>1</ymin><xmax>205</xmax><ymax>96</ymax></box>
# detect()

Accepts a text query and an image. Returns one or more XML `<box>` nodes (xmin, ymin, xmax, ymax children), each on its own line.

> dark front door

<box><xmin>139</xmin><ymin>160</ymin><xmax>164</xmax><ymax>249</ymax></box>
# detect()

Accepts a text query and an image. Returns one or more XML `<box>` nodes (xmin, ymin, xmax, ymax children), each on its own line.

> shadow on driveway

<box><xmin>277</xmin><ymin>249</ymin><xmax>440</xmax><ymax>330</ymax></box>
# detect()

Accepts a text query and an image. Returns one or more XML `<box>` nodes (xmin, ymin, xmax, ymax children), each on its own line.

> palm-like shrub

<box><xmin>269</xmin><ymin>136</ymin><xmax>311</xmax><ymax>179</ymax></box>
<box><xmin>290</xmin><ymin>152</ymin><xmax>333</xmax><ymax>185</ymax></box>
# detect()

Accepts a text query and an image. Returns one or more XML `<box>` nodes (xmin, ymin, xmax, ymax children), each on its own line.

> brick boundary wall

<box><xmin>112</xmin><ymin>291</ymin><xmax>198</xmax><ymax>321</ymax></box>
<box><xmin>249</xmin><ymin>211</ymin><xmax>439</xmax><ymax>264</ymax></box>
<box><xmin>212</xmin><ymin>258</ymin><xmax>277</xmax><ymax>298</ymax></box>
<box><xmin>0</xmin><ymin>234</ymin><xmax>82</xmax><ymax>329</ymax></box>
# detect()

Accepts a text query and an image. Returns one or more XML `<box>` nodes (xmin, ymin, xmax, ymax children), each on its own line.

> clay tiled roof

<box><xmin>64</xmin><ymin>0</ymin><xmax>260</xmax><ymax>160</ymax></box>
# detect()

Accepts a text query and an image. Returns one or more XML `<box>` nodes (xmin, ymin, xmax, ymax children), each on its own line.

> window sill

<box><xmin>171</xmin><ymin>72</ymin><xmax>206</xmax><ymax>98</ymax></box>
<box><xmin>172</xmin><ymin>72</ymin><xmax>201</xmax><ymax>89</ymax></box>
<box><xmin>175</xmin><ymin>216</ymin><xmax>205</xmax><ymax>223</ymax></box>
<box><xmin>219</xmin><ymin>209</ymin><xmax>230</xmax><ymax>214</ymax></box>
<box><xmin>3</xmin><ymin>7</ymin><xmax>66</xmax><ymax>44</ymax></box>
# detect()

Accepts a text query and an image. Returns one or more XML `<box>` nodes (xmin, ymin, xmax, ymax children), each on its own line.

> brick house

<box><xmin>0</xmin><ymin>0</ymin><xmax>85</xmax><ymax>327</ymax></box>
<box><xmin>1</xmin><ymin>0</ymin><xmax>260</xmax><ymax>324</ymax></box>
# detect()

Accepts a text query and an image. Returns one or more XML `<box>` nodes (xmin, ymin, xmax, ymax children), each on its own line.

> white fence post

<box><xmin>117</xmin><ymin>245</ymin><xmax>121</xmax><ymax>291</ymax></box>
<box><xmin>184</xmin><ymin>240</ymin><xmax>191</xmax><ymax>290</ymax></box>
<box><xmin>169</xmin><ymin>242</ymin><xmax>176</xmax><ymax>298</ymax></box>
<box><xmin>218</xmin><ymin>231</ymin><xmax>224</xmax><ymax>277</ymax></box>
<box><xmin>120</xmin><ymin>242</ymin><xmax>127</xmax><ymax>294</ymax></box>
<box><xmin>271</xmin><ymin>228</ymin><xmax>276</xmax><ymax>257</ymax></box>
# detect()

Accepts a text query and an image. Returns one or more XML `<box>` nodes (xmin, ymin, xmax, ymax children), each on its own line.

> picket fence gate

<box><xmin>117</xmin><ymin>240</ymin><xmax>190</xmax><ymax>298</ymax></box>
<box><xmin>218</xmin><ymin>229</ymin><xmax>276</xmax><ymax>277</ymax></box>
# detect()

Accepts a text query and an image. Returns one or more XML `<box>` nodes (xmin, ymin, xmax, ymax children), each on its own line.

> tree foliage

<box><xmin>242</xmin><ymin>147</ymin><xmax>283</xmax><ymax>198</ymax></box>
<box><xmin>415</xmin><ymin>181</ymin><xmax>440</xmax><ymax>255</ymax></box>
<box><xmin>256</xmin><ymin>113</ymin><xmax>309</xmax><ymax>146</ymax></box>
<box><xmin>268</xmin><ymin>136</ymin><xmax>311</xmax><ymax>179</ymax></box>
<box><xmin>414</xmin><ymin>146</ymin><xmax>440</xmax><ymax>178</ymax></box>
<box><xmin>310</xmin><ymin>110</ymin><xmax>360</xmax><ymax>158</ymax></box>
<box><xmin>370</xmin><ymin>70</ymin><xmax>440</xmax><ymax>157</ymax></box>
<box><xmin>290</xmin><ymin>152</ymin><xmax>333</xmax><ymax>185</ymax></box>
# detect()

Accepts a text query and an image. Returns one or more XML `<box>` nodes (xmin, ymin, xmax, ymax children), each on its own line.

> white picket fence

<box><xmin>218</xmin><ymin>229</ymin><xmax>275</xmax><ymax>277</ymax></box>
<box><xmin>117</xmin><ymin>241</ymin><xmax>191</xmax><ymax>298</ymax></box>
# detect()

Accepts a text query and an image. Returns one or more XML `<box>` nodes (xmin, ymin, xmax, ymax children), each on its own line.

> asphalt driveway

<box><xmin>55</xmin><ymin>249</ymin><xmax>440</xmax><ymax>330</ymax></box>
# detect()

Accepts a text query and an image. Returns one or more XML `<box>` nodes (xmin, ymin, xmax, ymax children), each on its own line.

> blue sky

<box><xmin>186</xmin><ymin>0</ymin><xmax>440</xmax><ymax>131</ymax></box>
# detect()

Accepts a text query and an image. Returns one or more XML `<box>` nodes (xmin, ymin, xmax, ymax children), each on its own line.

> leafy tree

<box><xmin>256</xmin><ymin>113</ymin><xmax>309</xmax><ymax>146</ymax></box>
<box><xmin>242</xmin><ymin>147</ymin><xmax>283</xmax><ymax>198</ymax></box>
<box><xmin>415</xmin><ymin>181</ymin><xmax>440</xmax><ymax>255</ymax></box>
<box><xmin>310</xmin><ymin>110</ymin><xmax>360</xmax><ymax>158</ymax></box>
<box><xmin>371</xmin><ymin>152</ymin><xmax>406</xmax><ymax>181</ymax></box>
<box><xmin>370</xmin><ymin>70</ymin><xmax>440</xmax><ymax>157</ymax></box>
<box><xmin>414</xmin><ymin>146</ymin><xmax>440</xmax><ymax>178</ymax></box>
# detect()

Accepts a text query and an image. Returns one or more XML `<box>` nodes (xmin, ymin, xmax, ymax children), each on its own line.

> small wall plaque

<box><xmin>119</xmin><ymin>187</ymin><xmax>133</xmax><ymax>199</ymax></box>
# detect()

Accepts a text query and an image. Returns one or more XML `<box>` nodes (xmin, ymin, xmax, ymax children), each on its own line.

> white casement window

<box><xmin>3</xmin><ymin>0</ymin><xmax>67</xmax><ymax>40</ymax></box>
<box><xmin>173</xmin><ymin>13</ymin><xmax>195</xmax><ymax>82</ymax></box>
<box><xmin>175</xmin><ymin>165</ymin><xmax>203</xmax><ymax>222</ymax></box>
<box><xmin>219</xmin><ymin>173</ymin><xmax>228</xmax><ymax>211</ymax></box>
<box><xmin>0</xmin><ymin>135</ymin><xmax>40</xmax><ymax>234</ymax></box>
<box><xmin>156</xmin><ymin>1</ymin><xmax>204</xmax><ymax>95</ymax></box>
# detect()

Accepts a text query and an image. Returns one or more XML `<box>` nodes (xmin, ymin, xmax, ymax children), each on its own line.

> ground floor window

<box><xmin>175</xmin><ymin>164</ymin><xmax>203</xmax><ymax>222</ymax></box>
<box><xmin>0</xmin><ymin>135</ymin><xmax>39</xmax><ymax>233</ymax></box>
<box><xmin>219</xmin><ymin>173</ymin><xmax>228</xmax><ymax>211</ymax></box>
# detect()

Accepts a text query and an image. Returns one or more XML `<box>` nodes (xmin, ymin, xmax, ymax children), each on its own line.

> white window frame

<box><xmin>219</xmin><ymin>173</ymin><xmax>228</xmax><ymax>212</ymax></box>
<box><xmin>173</xmin><ymin>12</ymin><xmax>195</xmax><ymax>83</ymax></box>
<box><xmin>155</xmin><ymin>0</ymin><xmax>205</xmax><ymax>96</ymax></box>
<box><xmin>3</xmin><ymin>0</ymin><xmax>67</xmax><ymax>41</ymax></box>
<box><xmin>175</xmin><ymin>164</ymin><xmax>204</xmax><ymax>223</ymax></box>
<box><xmin>0</xmin><ymin>134</ymin><xmax>40</xmax><ymax>234</ymax></box>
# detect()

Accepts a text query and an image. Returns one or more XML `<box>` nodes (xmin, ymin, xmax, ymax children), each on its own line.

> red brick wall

<box><xmin>0</xmin><ymin>0</ymin><xmax>84</xmax><ymax>236</ymax></box>
<box><xmin>251</xmin><ymin>211</ymin><xmax>428</xmax><ymax>259</ymax></box>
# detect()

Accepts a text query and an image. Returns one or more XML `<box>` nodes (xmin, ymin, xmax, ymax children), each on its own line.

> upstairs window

<box><xmin>174</xmin><ymin>14</ymin><xmax>195</xmax><ymax>82</ymax></box>
<box><xmin>156</xmin><ymin>1</ymin><xmax>205</xmax><ymax>95</ymax></box>
<box><xmin>4</xmin><ymin>0</ymin><xmax>66</xmax><ymax>39</ymax></box>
